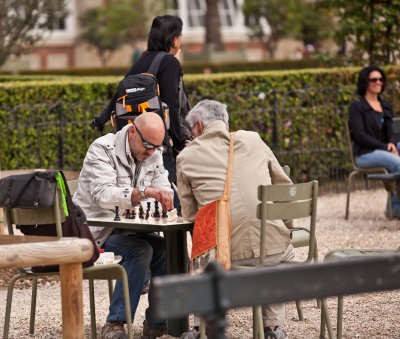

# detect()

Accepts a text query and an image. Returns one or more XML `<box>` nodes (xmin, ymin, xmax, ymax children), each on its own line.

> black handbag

<box><xmin>0</xmin><ymin>170</ymin><xmax>100</xmax><ymax>272</ymax></box>
<box><xmin>0</xmin><ymin>171</ymin><xmax>58</xmax><ymax>209</ymax></box>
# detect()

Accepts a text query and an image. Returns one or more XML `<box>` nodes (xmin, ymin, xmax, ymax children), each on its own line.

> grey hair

<box><xmin>185</xmin><ymin>99</ymin><xmax>229</xmax><ymax>129</ymax></box>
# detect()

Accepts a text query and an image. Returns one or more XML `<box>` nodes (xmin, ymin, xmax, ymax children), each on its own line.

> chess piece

<box><xmin>154</xmin><ymin>200</ymin><xmax>160</xmax><ymax>218</ymax></box>
<box><xmin>125</xmin><ymin>209</ymin><xmax>131</xmax><ymax>219</ymax></box>
<box><xmin>162</xmin><ymin>210</ymin><xmax>167</xmax><ymax>218</ymax></box>
<box><xmin>167</xmin><ymin>208</ymin><xmax>178</xmax><ymax>222</ymax></box>
<box><xmin>177</xmin><ymin>206</ymin><xmax>182</xmax><ymax>217</ymax></box>
<box><xmin>114</xmin><ymin>206</ymin><xmax>121</xmax><ymax>221</ymax></box>
<box><xmin>131</xmin><ymin>208</ymin><xmax>135</xmax><ymax>219</ymax></box>
<box><xmin>134</xmin><ymin>206</ymin><xmax>140</xmax><ymax>221</ymax></box>
<box><xmin>139</xmin><ymin>206</ymin><xmax>144</xmax><ymax>219</ymax></box>
<box><xmin>145</xmin><ymin>201</ymin><xmax>151</xmax><ymax>219</ymax></box>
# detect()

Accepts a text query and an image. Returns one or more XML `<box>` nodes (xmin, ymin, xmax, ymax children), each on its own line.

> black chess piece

<box><xmin>131</xmin><ymin>208</ymin><xmax>136</xmax><ymax>219</ymax></box>
<box><xmin>125</xmin><ymin>209</ymin><xmax>131</xmax><ymax>219</ymax></box>
<box><xmin>154</xmin><ymin>200</ymin><xmax>160</xmax><ymax>218</ymax></box>
<box><xmin>145</xmin><ymin>201</ymin><xmax>151</xmax><ymax>219</ymax></box>
<box><xmin>114</xmin><ymin>206</ymin><xmax>121</xmax><ymax>221</ymax></box>
<box><xmin>162</xmin><ymin>210</ymin><xmax>167</xmax><ymax>218</ymax></box>
<box><xmin>139</xmin><ymin>206</ymin><xmax>144</xmax><ymax>219</ymax></box>
<box><xmin>177</xmin><ymin>206</ymin><xmax>182</xmax><ymax>217</ymax></box>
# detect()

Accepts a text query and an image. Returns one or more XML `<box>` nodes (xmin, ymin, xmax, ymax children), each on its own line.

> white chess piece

<box><xmin>167</xmin><ymin>208</ymin><xmax>178</xmax><ymax>222</ymax></box>
<box><xmin>134</xmin><ymin>206</ymin><xmax>141</xmax><ymax>222</ymax></box>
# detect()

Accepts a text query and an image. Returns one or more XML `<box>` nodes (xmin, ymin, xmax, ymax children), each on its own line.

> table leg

<box><xmin>165</xmin><ymin>230</ymin><xmax>189</xmax><ymax>336</ymax></box>
<box><xmin>59</xmin><ymin>262</ymin><xmax>84</xmax><ymax>339</ymax></box>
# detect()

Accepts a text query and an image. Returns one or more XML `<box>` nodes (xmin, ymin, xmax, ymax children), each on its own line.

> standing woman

<box><xmin>348</xmin><ymin>65</ymin><xmax>400</xmax><ymax>218</ymax></box>
<box><xmin>93</xmin><ymin>15</ymin><xmax>191</xmax><ymax>208</ymax></box>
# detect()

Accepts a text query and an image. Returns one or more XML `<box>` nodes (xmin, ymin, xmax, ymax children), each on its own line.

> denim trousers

<box><xmin>355</xmin><ymin>142</ymin><xmax>400</xmax><ymax>212</ymax></box>
<box><xmin>103</xmin><ymin>232</ymin><xmax>167</xmax><ymax>329</ymax></box>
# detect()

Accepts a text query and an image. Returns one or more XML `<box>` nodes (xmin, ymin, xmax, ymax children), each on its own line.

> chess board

<box><xmin>87</xmin><ymin>214</ymin><xmax>193</xmax><ymax>232</ymax></box>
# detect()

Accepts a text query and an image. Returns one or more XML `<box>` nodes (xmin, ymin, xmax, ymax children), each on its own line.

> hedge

<box><xmin>1</xmin><ymin>66</ymin><xmax>400</xmax><ymax>188</ymax></box>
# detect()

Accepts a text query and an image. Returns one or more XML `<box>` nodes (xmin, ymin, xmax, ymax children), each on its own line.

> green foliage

<box><xmin>0</xmin><ymin>0</ymin><xmax>68</xmax><ymax>66</ymax></box>
<box><xmin>78</xmin><ymin>0</ymin><xmax>160</xmax><ymax>66</ymax></box>
<box><xmin>1</xmin><ymin>66</ymin><xmax>400</xmax><ymax>187</ymax></box>
<box><xmin>317</xmin><ymin>0</ymin><xmax>400</xmax><ymax>64</ymax></box>
<box><xmin>242</xmin><ymin>0</ymin><xmax>334</xmax><ymax>57</ymax></box>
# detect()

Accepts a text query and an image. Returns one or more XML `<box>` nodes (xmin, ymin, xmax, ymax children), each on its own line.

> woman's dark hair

<box><xmin>357</xmin><ymin>65</ymin><xmax>386</xmax><ymax>96</ymax></box>
<box><xmin>147</xmin><ymin>15</ymin><xmax>183</xmax><ymax>52</ymax></box>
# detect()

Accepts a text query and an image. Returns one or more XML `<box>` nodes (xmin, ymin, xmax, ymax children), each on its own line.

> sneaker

<box><xmin>101</xmin><ymin>322</ymin><xmax>128</xmax><ymax>339</ymax></box>
<box><xmin>141</xmin><ymin>320</ymin><xmax>168</xmax><ymax>339</ymax></box>
<box><xmin>180</xmin><ymin>327</ymin><xmax>205</xmax><ymax>339</ymax></box>
<box><xmin>264</xmin><ymin>326</ymin><xmax>288</xmax><ymax>339</ymax></box>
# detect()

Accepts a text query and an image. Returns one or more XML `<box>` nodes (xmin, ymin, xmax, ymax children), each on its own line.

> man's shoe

<box><xmin>264</xmin><ymin>326</ymin><xmax>288</xmax><ymax>339</ymax></box>
<box><xmin>385</xmin><ymin>210</ymin><xmax>400</xmax><ymax>219</ymax></box>
<box><xmin>141</xmin><ymin>320</ymin><xmax>167</xmax><ymax>339</ymax></box>
<box><xmin>101</xmin><ymin>321</ymin><xmax>128</xmax><ymax>339</ymax></box>
<box><xmin>180</xmin><ymin>327</ymin><xmax>206</xmax><ymax>339</ymax></box>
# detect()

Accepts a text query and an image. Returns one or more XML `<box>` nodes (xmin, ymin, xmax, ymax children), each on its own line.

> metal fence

<box><xmin>2</xmin><ymin>84</ymin><xmax>399</xmax><ymax>194</ymax></box>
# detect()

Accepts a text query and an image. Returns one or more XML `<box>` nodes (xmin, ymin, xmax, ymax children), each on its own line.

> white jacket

<box><xmin>73</xmin><ymin>124</ymin><xmax>172</xmax><ymax>247</ymax></box>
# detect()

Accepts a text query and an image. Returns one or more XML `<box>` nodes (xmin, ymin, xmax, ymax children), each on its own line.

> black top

<box><xmin>348</xmin><ymin>97</ymin><xmax>396</xmax><ymax>156</ymax></box>
<box><xmin>99</xmin><ymin>51</ymin><xmax>188</xmax><ymax>150</ymax></box>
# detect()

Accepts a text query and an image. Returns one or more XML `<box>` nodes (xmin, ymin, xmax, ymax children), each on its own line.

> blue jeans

<box><xmin>103</xmin><ymin>232</ymin><xmax>166</xmax><ymax>329</ymax></box>
<box><xmin>355</xmin><ymin>142</ymin><xmax>400</xmax><ymax>212</ymax></box>
<box><xmin>163</xmin><ymin>149</ymin><xmax>181</xmax><ymax>209</ymax></box>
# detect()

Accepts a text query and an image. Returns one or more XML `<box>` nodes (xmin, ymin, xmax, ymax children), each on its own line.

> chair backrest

<box><xmin>393</xmin><ymin>117</ymin><xmax>400</xmax><ymax>138</ymax></box>
<box><xmin>257</xmin><ymin>180</ymin><xmax>318</xmax><ymax>264</ymax></box>
<box><xmin>345</xmin><ymin>122</ymin><xmax>357</xmax><ymax>169</ymax></box>
<box><xmin>67</xmin><ymin>180</ymin><xmax>79</xmax><ymax>196</ymax></box>
<box><xmin>4</xmin><ymin>189</ymin><xmax>66</xmax><ymax>237</ymax></box>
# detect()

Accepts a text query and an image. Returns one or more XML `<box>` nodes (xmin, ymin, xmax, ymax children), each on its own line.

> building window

<box><xmin>167</xmin><ymin>0</ymin><xmax>241</xmax><ymax>29</ymax></box>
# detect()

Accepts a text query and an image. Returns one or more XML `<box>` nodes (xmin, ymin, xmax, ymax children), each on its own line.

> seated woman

<box><xmin>349</xmin><ymin>65</ymin><xmax>400</xmax><ymax>219</ymax></box>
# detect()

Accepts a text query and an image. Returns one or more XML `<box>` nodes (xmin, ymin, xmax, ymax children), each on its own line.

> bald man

<box><xmin>73</xmin><ymin>112</ymin><xmax>172</xmax><ymax>339</ymax></box>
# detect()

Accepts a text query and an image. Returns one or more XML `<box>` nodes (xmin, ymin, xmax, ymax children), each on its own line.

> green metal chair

<box><xmin>320</xmin><ymin>246</ymin><xmax>400</xmax><ymax>339</ymax></box>
<box><xmin>232</xmin><ymin>180</ymin><xmax>325</xmax><ymax>339</ymax></box>
<box><xmin>345</xmin><ymin>123</ymin><xmax>391</xmax><ymax>220</ymax></box>
<box><xmin>3</xmin><ymin>184</ymin><xmax>133</xmax><ymax>339</ymax></box>
<box><xmin>282</xmin><ymin>166</ymin><xmax>320</xmax><ymax>321</ymax></box>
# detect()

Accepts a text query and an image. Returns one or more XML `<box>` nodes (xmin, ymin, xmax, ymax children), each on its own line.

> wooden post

<box><xmin>60</xmin><ymin>262</ymin><xmax>84</xmax><ymax>339</ymax></box>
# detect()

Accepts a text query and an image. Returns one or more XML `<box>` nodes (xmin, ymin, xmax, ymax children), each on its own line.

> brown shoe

<box><xmin>141</xmin><ymin>320</ymin><xmax>167</xmax><ymax>338</ymax></box>
<box><xmin>101</xmin><ymin>321</ymin><xmax>128</xmax><ymax>339</ymax></box>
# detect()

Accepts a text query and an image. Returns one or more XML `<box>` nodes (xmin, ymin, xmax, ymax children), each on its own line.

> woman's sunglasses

<box><xmin>368</xmin><ymin>77</ymin><xmax>383</xmax><ymax>83</ymax></box>
<box><xmin>133</xmin><ymin>123</ymin><xmax>162</xmax><ymax>150</ymax></box>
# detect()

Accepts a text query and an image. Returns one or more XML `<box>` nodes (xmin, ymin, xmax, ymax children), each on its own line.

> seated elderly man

<box><xmin>176</xmin><ymin>100</ymin><xmax>294</xmax><ymax>339</ymax></box>
<box><xmin>73</xmin><ymin>112</ymin><xmax>173</xmax><ymax>339</ymax></box>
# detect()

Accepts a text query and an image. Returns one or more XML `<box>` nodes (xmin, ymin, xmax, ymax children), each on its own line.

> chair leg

<box><xmin>253</xmin><ymin>306</ymin><xmax>264</xmax><ymax>339</ymax></box>
<box><xmin>345</xmin><ymin>172</ymin><xmax>356</xmax><ymax>220</ymax></box>
<box><xmin>3</xmin><ymin>273</ymin><xmax>27</xmax><ymax>339</ymax></box>
<box><xmin>108</xmin><ymin>279</ymin><xmax>114</xmax><ymax>302</ymax></box>
<box><xmin>120</xmin><ymin>269</ymin><xmax>133</xmax><ymax>339</ymax></box>
<box><xmin>387</xmin><ymin>192</ymin><xmax>393</xmax><ymax>220</ymax></box>
<box><xmin>89</xmin><ymin>279</ymin><xmax>97</xmax><ymax>339</ymax></box>
<box><xmin>295</xmin><ymin>300</ymin><xmax>304</xmax><ymax>321</ymax></box>
<box><xmin>320</xmin><ymin>298</ymin><xmax>335</xmax><ymax>339</ymax></box>
<box><xmin>200</xmin><ymin>316</ymin><xmax>207</xmax><ymax>339</ymax></box>
<box><xmin>337</xmin><ymin>296</ymin><xmax>343</xmax><ymax>339</ymax></box>
<box><xmin>29</xmin><ymin>277</ymin><xmax>38</xmax><ymax>334</ymax></box>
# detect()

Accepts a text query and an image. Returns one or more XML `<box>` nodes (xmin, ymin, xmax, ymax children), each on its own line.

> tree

<box><xmin>204</xmin><ymin>0</ymin><xmax>224</xmax><ymax>51</ymax></box>
<box><xmin>242</xmin><ymin>0</ymin><xmax>333</xmax><ymax>58</ymax></box>
<box><xmin>0</xmin><ymin>0</ymin><xmax>67</xmax><ymax>67</ymax></box>
<box><xmin>79</xmin><ymin>0</ymin><xmax>160</xmax><ymax>66</ymax></box>
<box><xmin>317</xmin><ymin>0</ymin><xmax>400</xmax><ymax>65</ymax></box>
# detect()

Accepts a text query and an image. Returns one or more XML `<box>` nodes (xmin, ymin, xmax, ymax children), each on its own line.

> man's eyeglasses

<box><xmin>133</xmin><ymin>123</ymin><xmax>162</xmax><ymax>150</ymax></box>
<box><xmin>368</xmin><ymin>77</ymin><xmax>383</xmax><ymax>83</ymax></box>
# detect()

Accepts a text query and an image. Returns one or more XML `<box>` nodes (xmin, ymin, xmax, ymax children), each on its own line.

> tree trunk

<box><xmin>205</xmin><ymin>0</ymin><xmax>224</xmax><ymax>52</ymax></box>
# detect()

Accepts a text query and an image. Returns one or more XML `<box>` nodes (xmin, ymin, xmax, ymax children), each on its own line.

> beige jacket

<box><xmin>176</xmin><ymin>121</ymin><xmax>292</xmax><ymax>261</ymax></box>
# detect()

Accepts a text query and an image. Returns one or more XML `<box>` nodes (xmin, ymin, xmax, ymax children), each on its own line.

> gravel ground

<box><xmin>1</xmin><ymin>188</ymin><xmax>399</xmax><ymax>339</ymax></box>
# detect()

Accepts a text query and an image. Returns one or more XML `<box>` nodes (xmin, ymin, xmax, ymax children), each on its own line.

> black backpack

<box><xmin>111</xmin><ymin>51</ymin><xmax>172</xmax><ymax>145</ymax></box>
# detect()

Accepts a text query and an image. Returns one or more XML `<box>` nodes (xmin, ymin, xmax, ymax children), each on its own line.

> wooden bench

<box><xmin>0</xmin><ymin>235</ymin><xmax>93</xmax><ymax>339</ymax></box>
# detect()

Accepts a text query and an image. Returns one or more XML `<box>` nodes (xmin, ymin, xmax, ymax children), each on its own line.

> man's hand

<box><xmin>145</xmin><ymin>187</ymin><xmax>174</xmax><ymax>211</ymax></box>
<box><xmin>387</xmin><ymin>142</ymin><xmax>399</xmax><ymax>155</ymax></box>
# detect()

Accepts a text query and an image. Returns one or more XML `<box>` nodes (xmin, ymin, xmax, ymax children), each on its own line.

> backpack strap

<box><xmin>147</xmin><ymin>51</ymin><xmax>169</xmax><ymax>76</ymax></box>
